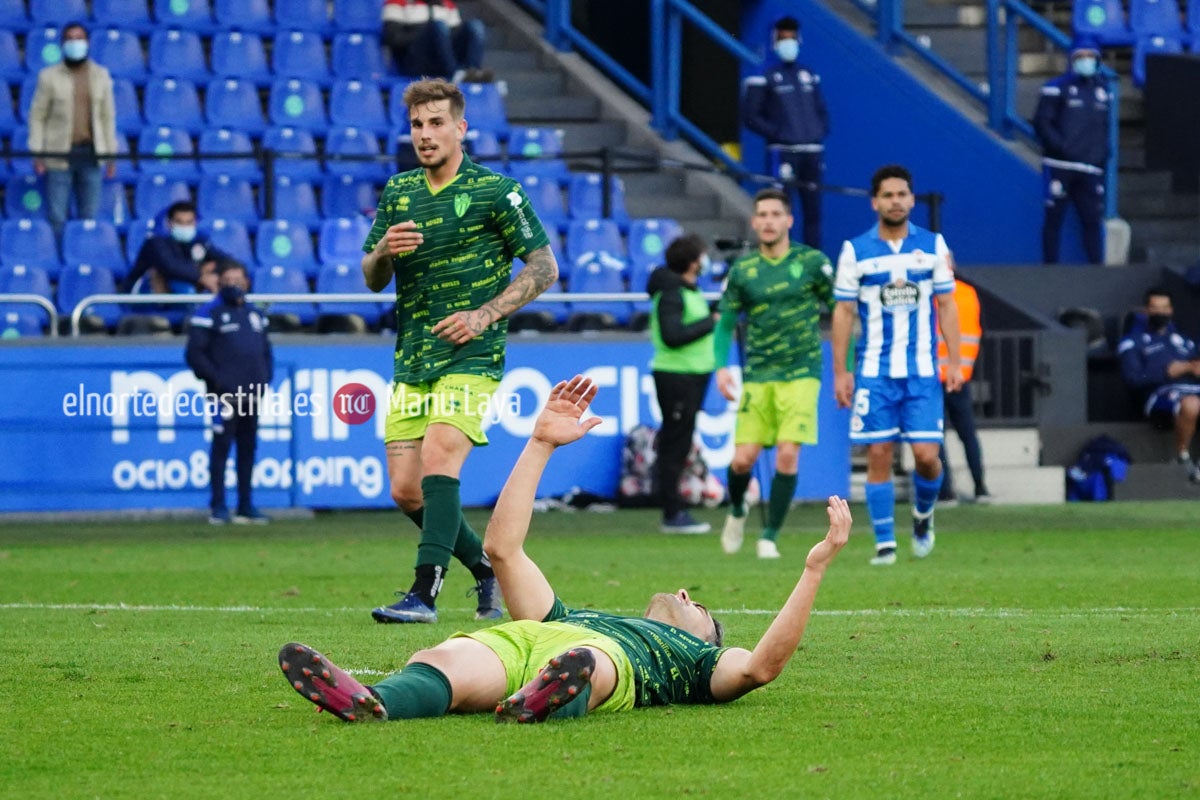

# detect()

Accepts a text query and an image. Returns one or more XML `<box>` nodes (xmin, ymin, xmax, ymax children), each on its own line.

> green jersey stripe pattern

<box><xmin>363</xmin><ymin>154</ymin><xmax>550</xmax><ymax>383</ymax></box>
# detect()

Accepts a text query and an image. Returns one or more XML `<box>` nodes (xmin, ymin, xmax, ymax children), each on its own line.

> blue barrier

<box><xmin>0</xmin><ymin>337</ymin><xmax>851</xmax><ymax>513</ymax></box>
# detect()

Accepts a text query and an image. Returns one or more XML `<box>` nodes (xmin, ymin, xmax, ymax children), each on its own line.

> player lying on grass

<box><xmin>279</xmin><ymin>375</ymin><xmax>851</xmax><ymax>723</ymax></box>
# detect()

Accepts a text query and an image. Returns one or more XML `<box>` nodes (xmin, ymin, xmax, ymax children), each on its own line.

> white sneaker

<box><xmin>869</xmin><ymin>549</ymin><xmax>897</xmax><ymax>566</ymax></box>
<box><xmin>720</xmin><ymin>514</ymin><xmax>745</xmax><ymax>554</ymax></box>
<box><xmin>912</xmin><ymin>511</ymin><xmax>935</xmax><ymax>558</ymax></box>
<box><xmin>756</xmin><ymin>539</ymin><xmax>780</xmax><ymax>559</ymax></box>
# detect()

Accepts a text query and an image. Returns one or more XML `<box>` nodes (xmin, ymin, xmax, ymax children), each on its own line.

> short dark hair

<box><xmin>217</xmin><ymin>259</ymin><xmax>248</xmax><ymax>278</ymax></box>
<box><xmin>1144</xmin><ymin>286</ymin><xmax>1173</xmax><ymax>305</ymax></box>
<box><xmin>754</xmin><ymin>187</ymin><xmax>790</xmax><ymax>208</ymax></box>
<box><xmin>166</xmin><ymin>200</ymin><xmax>197</xmax><ymax>220</ymax></box>
<box><xmin>774</xmin><ymin>16</ymin><xmax>800</xmax><ymax>34</ymax></box>
<box><xmin>710</xmin><ymin>616</ymin><xmax>725</xmax><ymax>647</ymax></box>
<box><xmin>871</xmin><ymin>164</ymin><xmax>913</xmax><ymax>196</ymax></box>
<box><xmin>403</xmin><ymin>78</ymin><xmax>466</xmax><ymax>120</ymax></box>
<box><xmin>61</xmin><ymin>21</ymin><xmax>88</xmax><ymax>40</ymax></box>
<box><xmin>664</xmin><ymin>233</ymin><xmax>707</xmax><ymax>275</ymax></box>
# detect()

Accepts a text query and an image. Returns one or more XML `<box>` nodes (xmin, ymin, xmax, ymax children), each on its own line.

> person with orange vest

<box><xmin>937</xmin><ymin>277</ymin><xmax>993</xmax><ymax>504</ymax></box>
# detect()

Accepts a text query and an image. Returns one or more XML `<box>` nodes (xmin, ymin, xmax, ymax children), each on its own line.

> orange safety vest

<box><xmin>938</xmin><ymin>279</ymin><xmax>981</xmax><ymax>382</ymax></box>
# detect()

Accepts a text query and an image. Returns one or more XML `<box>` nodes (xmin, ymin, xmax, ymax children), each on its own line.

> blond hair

<box><xmin>402</xmin><ymin>78</ymin><xmax>466</xmax><ymax>120</ymax></box>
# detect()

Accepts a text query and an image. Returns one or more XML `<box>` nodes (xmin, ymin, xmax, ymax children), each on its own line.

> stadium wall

<box><xmin>0</xmin><ymin>337</ymin><xmax>851</xmax><ymax>513</ymax></box>
<box><xmin>739</xmin><ymin>0</ymin><xmax>1088</xmax><ymax>265</ymax></box>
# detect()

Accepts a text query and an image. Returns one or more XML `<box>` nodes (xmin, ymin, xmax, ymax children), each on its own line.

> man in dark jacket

<box><xmin>648</xmin><ymin>233</ymin><xmax>717</xmax><ymax>534</ymax></box>
<box><xmin>1117</xmin><ymin>286</ymin><xmax>1200</xmax><ymax>482</ymax></box>
<box><xmin>1033</xmin><ymin>35</ymin><xmax>1110</xmax><ymax>264</ymax></box>
<box><xmin>742</xmin><ymin>16</ymin><xmax>829</xmax><ymax>249</ymax></box>
<box><xmin>381</xmin><ymin>0</ymin><xmax>486</xmax><ymax>80</ymax></box>
<box><xmin>121</xmin><ymin>201</ymin><xmax>225</xmax><ymax>294</ymax></box>
<box><xmin>185</xmin><ymin>261</ymin><xmax>275</xmax><ymax>523</ymax></box>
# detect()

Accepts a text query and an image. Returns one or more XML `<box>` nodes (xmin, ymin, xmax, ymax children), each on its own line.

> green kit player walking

<box><xmin>713</xmin><ymin>188</ymin><xmax>835</xmax><ymax>559</ymax></box>
<box><xmin>361</xmin><ymin>78</ymin><xmax>559</xmax><ymax>623</ymax></box>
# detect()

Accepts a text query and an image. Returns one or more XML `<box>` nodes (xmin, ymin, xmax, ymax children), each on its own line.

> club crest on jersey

<box><xmin>454</xmin><ymin>194</ymin><xmax>471</xmax><ymax>217</ymax></box>
<box><xmin>397</xmin><ymin>195</ymin><xmax>410</xmax><ymax>211</ymax></box>
<box><xmin>881</xmin><ymin>279</ymin><xmax>920</xmax><ymax>313</ymax></box>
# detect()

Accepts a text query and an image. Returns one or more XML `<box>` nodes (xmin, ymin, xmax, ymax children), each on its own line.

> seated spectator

<box><xmin>121</xmin><ymin>201</ymin><xmax>226</xmax><ymax>295</ymax></box>
<box><xmin>1116</xmin><ymin>286</ymin><xmax>1200</xmax><ymax>483</ymax></box>
<box><xmin>381</xmin><ymin>0</ymin><xmax>488</xmax><ymax>81</ymax></box>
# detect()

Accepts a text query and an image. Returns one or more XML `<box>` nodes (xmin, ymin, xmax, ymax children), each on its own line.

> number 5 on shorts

<box><xmin>853</xmin><ymin>388</ymin><xmax>870</xmax><ymax>417</ymax></box>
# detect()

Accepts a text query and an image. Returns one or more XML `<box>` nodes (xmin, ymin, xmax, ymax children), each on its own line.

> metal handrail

<box><xmin>0</xmin><ymin>293</ymin><xmax>58</xmax><ymax>338</ymax></box>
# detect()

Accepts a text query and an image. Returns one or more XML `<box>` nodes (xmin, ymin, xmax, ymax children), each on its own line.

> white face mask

<box><xmin>774</xmin><ymin>38</ymin><xmax>800</xmax><ymax>63</ymax></box>
<box><xmin>170</xmin><ymin>225</ymin><xmax>197</xmax><ymax>243</ymax></box>
<box><xmin>62</xmin><ymin>40</ymin><xmax>89</xmax><ymax>62</ymax></box>
<box><xmin>1072</xmin><ymin>56</ymin><xmax>1098</xmax><ymax>77</ymax></box>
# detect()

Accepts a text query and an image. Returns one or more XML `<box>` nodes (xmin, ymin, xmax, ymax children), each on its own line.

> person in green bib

<box><xmin>647</xmin><ymin>233</ymin><xmax>718</xmax><ymax>534</ymax></box>
<box><xmin>361</xmin><ymin>78</ymin><xmax>560</xmax><ymax>624</ymax></box>
<box><xmin>713</xmin><ymin>188</ymin><xmax>835</xmax><ymax>559</ymax></box>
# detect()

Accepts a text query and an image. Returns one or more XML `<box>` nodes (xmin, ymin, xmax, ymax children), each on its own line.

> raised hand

<box><xmin>531</xmin><ymin>376</ymin><xmax>603</xmax><ymax>447</ymax></box>
<box><xmin>805</xmin><ymin>495</ymin><xmax>852</xmax><ymax>571</ymax></box>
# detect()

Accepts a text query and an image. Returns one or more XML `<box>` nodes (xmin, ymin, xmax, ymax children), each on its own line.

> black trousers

<box><xmin>653</xmin><ymin>370</ymin><xmax>711</xmax><ymax>518</ymax></box>
<box><xmin>939</xmin><ymin>383</ymin><xmax>987</xmax><ymax>498</ymax></box>
<box><xmin>773</xmin><ymin>150</ymin><xmax>824</xmax><ymax>250</ymax></box>
<box><xmin>211</xmin><ymin>405</ymin><xmax>259</xmax><ymax>513</ymax></box>
<box><xmin>1041</xmin><ymin>165</ymin><xmax>1104</xmax><ymax>264</ymax></box>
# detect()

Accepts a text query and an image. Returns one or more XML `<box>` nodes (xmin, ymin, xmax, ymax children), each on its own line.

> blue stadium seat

<box><xmin>565</xmin><ymin>218</ymin><xmax>625</xmax><ymax>271</ymax></box>
<box><xmin>125</xmin><ymin>216</ymin><xmax>163</xmax><ymax>263</ymax></box>
<box><xmin>1131</xmin><ymin>0</ymin><xmax>1185</xmax><ymax>35</ymax></box>
<box><xmin>197</xmin><ymin>175</ymin><xmax>258</xmax><ymax>228</ymax></box>
<box><xmin>564</xmin><ymin>251</ymin><xmax>632</xmax><ymax>330</ymax></box>
<box><xmin>268</xmin><ymin>79</ymin><xmax>329</xmax><ymax>134</ymax></box>
<box><xmin>57</xmin><ymin>263</ymin><xmax>121</xmax><ymax>331</ymax></box>
<box><xmin>133</xmin><ymin>175</ymin><xmax>191</xmax><ymax>220</ymax></box>
<box><xmin>543</xmin><ymin>226</ymin><xmax>566</xmax><ymax>268</ymax></box>
<box><xmin>0</xmin><ymin>84</ymin><xmax>17</xmax><ymax>138</ymax></box>
<box><xmin>332</xmin><ymin>33</ymin><xmax>385</xmax><ymax>81</ymax></box>
<box><xmin>1133</xmin><ymin>35</ymin><xmax>1184</xmax><ymax>85</ymax></box>
<box><xmin>272</xmin><ymin>30</ymin><xmax>330</xmax><ymax>84</ymax></box>
<box><xmin>262</xmin><ymin>127</ymin><xmax>322</xmax><ymax>181</ymax></box>
<box><xmin>96</xmin><ymin>178</ymin><xmax>132</xmax><ymax>233</ymax></box>
<box><xmin>204</xmin><ymin>78</ymin><xmax>269</xmax><ymax>137</ymax></box>
<box><xmin>321</xmin><ymin>175</ymin><xmax>377</xmax><ymax>219</ymax></box>
<box><xmin>107</xmin><ymin>134</ymin><xmax>137</xmax><ymax>186</ymax></box>
<box><xmin>24</xmin><ymin>26</ymin><xmax>63</xmax><ymax>73</ymax></box>
<box><xmin>152</xmin><ymin>0</ymin><xmax>215</xmax><ymax>33</ymax></box>
<box><xmin>318</xmin><ymin>215</ymin><xmax>371</xmax><ymax>263</ymax></box>
<box><xmin>0</xmin><ymin>30</ymin><xmax>23</xmax><ymax>83</ymax></box>
<box><xmin>29</xmin><ymin>0</ymin><xmax>87</xmax><ymax>28</ymax></box>
<box><xmin>62</xmin><ymin>219</ymin><xmax>125</xmax><ymax>275</ymax></box>
<box><xmin>273</xmin><ymin>0</ymin><xmax>332</xmax><ymax>34</ymax></box>
<box><xmin>143</xmin><ymin>78</ymin><xmax>204</xmax><ymax>135</ymax></box>
<box><xmin>253</xmin><ymin>263</ymin><xmax>317</xmax><ymax>327</ymax></box>
<box><xmin>17</xmin><ymin>76</ymin><xmax>38</xmax><ymax>125</ymax></box>
<box><xmin>91</xmin><ymin>28</ymin><xmax>147</xmax><ymax>84</ymax></box>
<box><xmin>213</xmin><ymin>0</ymin><xmax>274</xmax><ymax>34</ymax></box>
<box><xmin>92</xmin><ymin>0</ymin><xmax>155</xmax><ymax>35</ymax></box>
<box><xmin>211</xmin><ymin>32</ymin><xmax>272</xmax><ymax>86</ymax></box>
<box><xmin>568</xmin><ymin>173</ymin><xmax>630</xmax><ymax>224</ymax></box>
<box><xmin>1191</xmin><ymin>0</ymin><xmax>1200</xmax><ymax>37</ymax></box>
<box><xmin>329</xmin><ymin>80</ymin><xmax>390</xmax><ymax>134</ymax></box>
<box><xmin>388</xmin><ymin>81</ymin><xmax>420</xmax><ymax>130</ymax></box>
<box><xmin>324</xmin><ymin>126</ymin><xmax>389</xmax><ymax>182</ymax></box>
<box><xmin>111</xmin><ymin>78</ymin><xmax>143</xmax><ymax>137</ymax></box>
<box><xmin>0</xmin><ymin>263</ymin><xmax>54</xmax><ymax>334</ymax></box>
<box><xmin>461</xmin><ymin>82</ymin><xmax>510</xmax><ymax>140</ymax></box>
<box><xmin>198</xmin><ymin>128</ymin><xmax>260</xmax><ymax>182</ymax></box>
<box><xmin>509</xmin><ymin>262</ymin><xmax>569</xmax><ymax>330</ymax></box>
<box><xmin>518</xmin><ymin>174</ymin><xmax>568</xmax><ymax>231</ymax></box>
<box><xmin>0</xmin><ymin>218</ymin><xmax>60</xmax><ymax>276</ymax></box>
<box><xmin>0</xmin><ymin>1</ymin><xmax>31</xmax><ymax>34</ymax></box>
<box><xmin>316</xmin><ymin>262</ymin><xmax>382</xmax><ymax>327</ymax></box>
<box><xmin>149</xmin><ymin>29</ymin><xmax>210</xmax><ymax>83</ymax></box>
<box><xmin>202</xmin><ymin>217</ymin><xmax>254</xmax><ymax>265</ymax></box>
<box><xmin>508</xmin><ymin>126</ymin><xmax>568</xmax><ymax>178</ymax></box>
<box><xmin>1073</xmin><ymin>0</ymin><xmax>1134</xmax><ymax>46</ymax></box>
<box><xmin>266</xmin><ymin>176</ymin><xmax>322</xmax><ymax>228</ymax></box>
<box><xmin>331</xmin><ymin>0</ymin><xmax>378</xmax><ymax>32</ymax></box>
<box><xmin>4</xmin><ymin>175</ymin><xmax>46</xmax><ymax>219</ymax></box>
<box><xmin>7</xmin><ymin>125</ymin><xmax>35</xmax><ymax>177</ymax></box>
<box><xmin>464</xmin><ymin>129</ymin><xmax>503</xmax><ymax>160</ymax></box>
<box><xmin>255</xmin><ymin>218</ymin><xmax>319</xmax><ymax>276</ymax></box>
<box><xmin>627</xmin><ymin>217</ymin><xmax>683</xmax><ymax>275</ymax></box>
<box><xmin>136</xmin><ymin>126</ymin><xmax>198</xmax><ymax>181</ymax></box>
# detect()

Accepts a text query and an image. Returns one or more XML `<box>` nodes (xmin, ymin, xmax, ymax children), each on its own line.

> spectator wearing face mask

<box><xmin>741</xmin><ymin>15</ymin><xmax>829</xmax><ymax>250</ymax></box>
<box><xmin>1033</xmin><ymin>35</ymin><xmax>1110</xmax><ymax>265</ymax></box>
<box><xmin>121</xmin><ymin>201</ymin><xmax>226</xmax><ymax>294</ymax></box>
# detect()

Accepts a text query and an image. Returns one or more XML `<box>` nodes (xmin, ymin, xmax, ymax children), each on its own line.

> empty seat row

<box><xmin>1074</xmin><ymin>0</ymin><xmax>1200</xmax><ymax>46</ymax></box>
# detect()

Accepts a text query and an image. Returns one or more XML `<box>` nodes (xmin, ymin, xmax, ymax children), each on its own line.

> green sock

<box><xmin>727</xmin><ymin>469</ymin><xmax>751</xmax><ymax>517</ymax></box>
<box><xmin>452</xmin><ymin>517</ymin><xmax>493</xmax><ymax>581</ymax></box>
<box><xmin>371</xmin><ymin>662</ymin><xmax>452</xmax><ymax>720</ymax></box>
<box><xmin>415</xmin><ymin>476</ymin><xmax>461</xmax><ymax>571</ymax></box>
<box><xmin>549</xmin><ymin>683</ymin><xmax>592</xmax><ymax>720</ymax></box>
<box><xmin>762</xmin><ymin>472</ymin><xmax>797</xmax><ymax>542</ymax></box>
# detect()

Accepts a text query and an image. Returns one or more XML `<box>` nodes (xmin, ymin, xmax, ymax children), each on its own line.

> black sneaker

<box><xmin>495</xmin><ymin>648</ymin><xmax>595</xmax><ymax>724</ymax></box>
<box><xmin>660</xmin><ymin>510</ymin><xmax>711</xmax><ymax>534</ymax></box>
<box><xmin>469</xmin><ymin>576</ymin><xmax>503</xmax><ymax>621</ymax></box>
<box><xmin>371</xmin><ymin>592</ymin><xmax>438</xmax><ymax>624</ymax></box>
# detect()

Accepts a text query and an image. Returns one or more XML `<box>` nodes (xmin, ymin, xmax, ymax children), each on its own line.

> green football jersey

<box><xmin>362</xmin><ymin>154</ymin><xmax>550</xmax><ymax>383</ymax></box>
<box><xmin>718</xmin><ymin>243</ymin><xmax>834</xmax><ymax>382</ymax></box>
<box><xmin>545</xmin><ymin>598</ymin><xmax>727</xmax><ymax>707</ymax></box>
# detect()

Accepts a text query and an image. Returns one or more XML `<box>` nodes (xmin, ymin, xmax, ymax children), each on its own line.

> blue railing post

<box><xmin>664</xmin><ymin>1</ymin><xmax>683</xmax><ymax>140</ymax></box>
<box><xmin>1003</xmin><ymin>2</ymin><xmax>1020</xmax><ymax>139</ymax></box>
<box><xmin>1105</xmin><ymin>73</ymin><xmax>1119</xmax><ymax>218</ymax></box>
<box><xmin>877</xmin><ymin>0</ymin><xmax>903</xmax><ymax>51</ymax></box>
<box><xmin>985</xmin><ymin>0</ymin><xmax>1005</xmax><ymax>133</ymax></box>
<box><xmin>544</xmin><ymin>0</ymin><xmax>570</xmax><ymax>51</ymax></box>
<box><xmin>650</xmin><ymin>0</ymin><xmax>669</xmax><ymax>135</ymax></box>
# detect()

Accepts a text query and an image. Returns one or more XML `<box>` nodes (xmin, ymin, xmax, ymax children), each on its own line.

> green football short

<box><xmin>453</xmin><ymin>620</ymin><xmax>636</xmax><ymax>712</ymax></box>
<box><xmin>384</xmin><ymin>374</ymin><xmax>500</xmax><ymax>445</ymax></box>
<box><xmin>734</xmin><ymin>377</ymin><xmax>821</xmax><ymax>447</ymax></box>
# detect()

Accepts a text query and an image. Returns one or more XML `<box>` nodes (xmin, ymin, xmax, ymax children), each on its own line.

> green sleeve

<box><xmin>492</xmin><ymin>178</ymin><xmax>550</xmax><ymax>261</ymax></box>
<box><xmin>712</xmin><ymin>309</ymin><xmax>738</xmax><ymax>369</ymax></box>
<box><xmin>814</xmin><ymin>256</ymin><xmax>836</xmax><ymax>310</ymax></box>
<box><xmin>362</xmin><ymin>180</ymin><xmax>394</xmax><ymax>253</ymax></box>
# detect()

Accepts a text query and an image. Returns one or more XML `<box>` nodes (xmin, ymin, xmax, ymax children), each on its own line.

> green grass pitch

<box><xmin>2</xmin><ymin>500</ymin><xmax>1198</xmax><ymax>799</ymax></box>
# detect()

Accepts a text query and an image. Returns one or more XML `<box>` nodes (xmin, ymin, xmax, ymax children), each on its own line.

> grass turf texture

<box><xmin>1</xmin><ymin>501</ymin><xmax>1198</xmax><ymax>799</ymax></box>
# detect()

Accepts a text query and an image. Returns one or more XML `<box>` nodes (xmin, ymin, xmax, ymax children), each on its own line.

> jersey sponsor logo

<box><xmin>506</xmin><ymin>190</ymin><xmax>523</xmax><ymax>208</ymax></box>
<box><xmin>1095</xmin><ymin>87</ymin><xmax>1107</xmax><ymax>103</ymax></box>
<box><xmin>191</xmin><ymin>243</ymin><xmax>207</xmax><ymax>261</ymax></box>
<box><xmin>880</xmin><ymin>279</ymin><xmax>920</xmax><ymax>313</ymax></box>
<box><xmin>454</xmin><ymin>193</ymin><xmax>471</xmax><ymax>217</ymax></box>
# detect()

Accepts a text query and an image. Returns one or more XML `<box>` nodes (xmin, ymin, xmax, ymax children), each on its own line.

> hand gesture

<box><xmin>944</xmin><ymin>365</ymin><xmax>965</xmax><ymax>393</ymax></box>
<box><xmin>716</xmin><ymin>367</ymin><xmax>739</xmax><ymax>402</ymax></box>
<box><xmin>432</xmin><ymin>309</ymin><xmax>492</xmax><ymax>345</ymax></box>
<box><xmin>531</xmin><ymin>376</ymin><xmax>603</xmax><ymax>448</ymax></box>
<box><xmin>805</xmin><ymin>495</ymin><xmax>852</xmax><ymax>571</ymax></box>
<box><xmin>373</xmin><ymin>220</ymin><xmax>424</xmax><ymax>256</ymax></box>
<box><xmin>834</xmin><ymin>372</ymin><xmax>855</xmax><ymax>409</ymax></box>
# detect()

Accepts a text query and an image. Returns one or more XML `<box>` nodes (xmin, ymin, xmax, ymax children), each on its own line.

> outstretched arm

<box><xmin>483</xmin><ymin>376</ymin><xmax>602</xmax><ymax>621</ymax></box>
<box><xmin>708</xmin><ymin>496</ymin><xmax>851</xmax><ymax>703</ymax></box>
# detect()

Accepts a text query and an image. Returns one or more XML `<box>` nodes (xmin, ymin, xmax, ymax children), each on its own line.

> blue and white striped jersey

<box><xmin>834</xmin><ymin>223</ymin><xmax>954</xmax><ymax>379</ymax></box>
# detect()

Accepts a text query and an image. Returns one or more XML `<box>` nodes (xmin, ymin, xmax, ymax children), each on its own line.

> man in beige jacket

<box><xmin>27</xmin><ymin>22</ymin><xmax>118</xmax><ymax>239</ymax></box>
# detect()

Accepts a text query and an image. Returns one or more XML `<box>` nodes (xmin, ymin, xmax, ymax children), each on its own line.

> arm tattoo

<box><xmin>477</xmin><ymin>246</ymin><xmax>559</xmax><ymax>324</ymax></box>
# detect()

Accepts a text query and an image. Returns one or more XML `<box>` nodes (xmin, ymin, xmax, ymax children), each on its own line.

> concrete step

<box><xmin>551</xmin><ymin>120</ymin><xmax>628</xmax><ymax>153</ymax></box>
<box><xmin>487</xmin><ymin>48</ymin><xmax>545</xmax><ymax>72</ymax></box>
<box><xmin>1116</xmin><ymin>463</ymin><xmax>1200</xmax><ymax>500</ymax></box>
<box><xmin>904</xmin><ymin>0</ymin><xmax>986</xmax><ymax>27</ymax></box>
<box><xmin>678</xmin><ymin>216</ymin><xmax>747</xmax><ymax>241</ymax></box>
<box><xmin>622</xmin><ymin>171</ymin><xmax>692</xmax><ymax>196</ymax></box>
<box><xmin>1129</xmin><ymin>217</ymin><xmax>1200</xmax><ymax>243</ymax></box>
<box><xmin>625</xmin><ymin>191</ymin><xmax>721</xmax><ymax>221</ymax></box>
<box><xmin>499</xmin><ymin>68</ymin><xmax>567</xmax><ymax>98</ymax></box>
<box><xmin>1120</xmin><ymin>192</ymin><xmax>1200</xmax><ymax>219</ymax></box>
<box><xmin>1119</xmin><ymin>170</ymin><xmax>1174</xmax><ymax>195</ymax></box>
<box><xmin>850</xmin><ymin>465</ymin><xmax>1065</xmax><ymax>504</ymax></box>
<box><xmin>1140</xmin><ymin>241</ymin><xmax>1200</xmax><ymax>265</ymax></box>
<box><xmin>900</xmin><ymin>428</ymin><xmax>1041</xmax><ymax>472</ymax></box>
<box><xmin>508</xmin><ymin>94</ymin><xmax>603</xmax><ymax>123</ymax></box>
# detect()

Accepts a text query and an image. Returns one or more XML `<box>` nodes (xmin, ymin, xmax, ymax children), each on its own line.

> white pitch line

<box><xmin>1</xmin><ymin>602</ymin><xmax>1197</xmax><ymax>618</ymax></box>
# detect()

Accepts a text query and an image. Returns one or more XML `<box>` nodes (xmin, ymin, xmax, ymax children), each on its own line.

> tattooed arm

<box><xmin>431</xmin><ymin>245</ymin><xmax>559</xmax><ymax>344</ymax></box>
